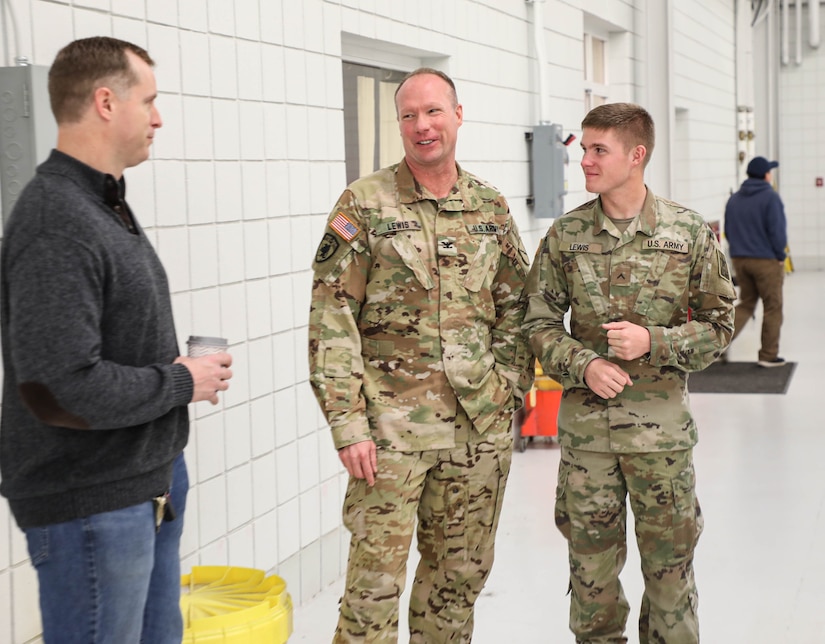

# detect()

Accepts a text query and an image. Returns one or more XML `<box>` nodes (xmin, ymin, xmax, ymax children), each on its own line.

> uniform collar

<box><xmin>593</xmin><ymin>186</ymin><xmax>657</xmax><ymax>237</ymax></box>
<box><xmin>395</xmin><ymin>159</ymin><xmax>481</xmax><ymax>212</ymax></box>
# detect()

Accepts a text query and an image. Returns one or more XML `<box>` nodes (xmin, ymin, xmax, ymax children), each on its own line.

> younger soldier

<box><xmin>522</xmin><ymin>103</ymin><xmax>735</xmax><ymax>643</ymax></box>
<box><xmin>308</xmin><ymin>68</ymin><xmax>533</xmax><ymax>642</ymax></box>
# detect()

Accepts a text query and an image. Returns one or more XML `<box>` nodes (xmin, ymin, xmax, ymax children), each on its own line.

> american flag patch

<box><xmin>329</xmin><ymin>211</ymin><xmax>360</xmax><ymax>242</ymax></box>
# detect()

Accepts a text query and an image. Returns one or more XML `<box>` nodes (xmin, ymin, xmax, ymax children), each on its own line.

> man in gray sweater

<box><xmin>0</xmin><ymin>37</ymin><xmax>232</xmax><ymax>644</ymax></box>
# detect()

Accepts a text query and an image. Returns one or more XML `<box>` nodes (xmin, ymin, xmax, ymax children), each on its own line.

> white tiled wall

<box><xmin>670</xmin><ymin>0</ymin><xmax>738</xmax><ymax>220</ymax></box>
<box><xmin>1</xmin><ymin>0</ymin><xmax>822</xmax><ymax>642</ymax></box>
<box><xmin>778</xmin><ymin>0</ymin><xmax>825</xmax><ymax>271</ymax></box>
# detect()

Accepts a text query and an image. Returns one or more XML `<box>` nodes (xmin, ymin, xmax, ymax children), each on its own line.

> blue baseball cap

<box><xmin>746</xmin><ymin>156</ymin><xmax>779</xmax><ymax>177</ymax></box>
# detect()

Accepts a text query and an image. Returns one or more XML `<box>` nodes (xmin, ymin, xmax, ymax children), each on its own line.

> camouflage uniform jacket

<box><xmin>523</xmin><ymin>188</ymin><xmax>735</xmax><ymax>453</ymax></box>
<box><xmin>309</xmin><ymin>160</ymin><xmax>533</xmax><ymax>451</ymax></box>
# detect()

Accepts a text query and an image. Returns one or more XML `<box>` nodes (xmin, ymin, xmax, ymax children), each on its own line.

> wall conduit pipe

<box><xmin>527</xmin><ymin>0</ymin><xmax>549</xmax><ymax>124</ymax></box>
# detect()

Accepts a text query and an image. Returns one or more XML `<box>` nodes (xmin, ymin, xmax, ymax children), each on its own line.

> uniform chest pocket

<box><xmin>633</xmin><ymin>250</ymin><xmax>691</xmax><ymax>320</ymax></box>
<box><xmin>390</xmin><ymin>234</ymin><xmax>434</xmax><ymax>290</ymax></box>
<box><xmin>463</xmin><ymin>235</ymin><xmax>500</xmax><ymax>292</ymax></box>
<box><xmin>561</xmin><ymin>252</ymin><xmax>611</xmax><ymax>319</ymax></box>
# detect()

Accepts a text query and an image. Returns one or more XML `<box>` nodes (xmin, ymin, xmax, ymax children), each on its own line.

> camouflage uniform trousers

<box><xmin>334</xmin><ymin>411</ymin><xmax>512</xmax><ymax>643</ymax></box>
<box><xmin>555</xmin><ymin>447</ymin><xmax>703</xmax><ymax>644</ymax></box>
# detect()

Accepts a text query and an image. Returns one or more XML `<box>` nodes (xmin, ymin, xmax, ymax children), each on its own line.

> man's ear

<box><xmin>632</xmin><ymin>144</ymin><xmax>647</xmax><ymax>167</ymax></box>
<box><xmin>93</xmin><ymin>86</ymin><xmax>115</xmax><ymax>121</ymax></box>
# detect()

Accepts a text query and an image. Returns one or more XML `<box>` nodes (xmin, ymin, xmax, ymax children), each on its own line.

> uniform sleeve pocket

<box><xmin>699</xmin><ymin>248</ymin><xmax>736</xmax><ymax>298</ymax></box>
<box><xmin>322</xmin><ymin>346</ymin><xmax>352</xmax><ymax>377</ymax></box>
<box><xmin>322</xmin><ymin>346</ymin><xmax>356</xmax><ymax>410</ymax></box>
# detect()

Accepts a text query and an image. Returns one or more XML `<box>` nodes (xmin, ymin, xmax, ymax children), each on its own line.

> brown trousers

<box><xmin>731</xmin><ymin>257</ymin><xmax>785</xmax><ymax>361</ymax></box>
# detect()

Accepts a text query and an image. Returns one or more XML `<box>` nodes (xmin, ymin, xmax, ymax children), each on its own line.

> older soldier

<box><xmin>308</xmin><ymin>68</ymin><xmax>533</xmax><ymax>643</ymax></box>
<box><xmin>523</xmin><ymin>103</ymin><xmax>735</xmax><ymax>643</ymax></box>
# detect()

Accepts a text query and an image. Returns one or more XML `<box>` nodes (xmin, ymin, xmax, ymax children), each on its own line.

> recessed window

<box><xmin>342</xmin><ymin>62</ymin><xmax>406</xmax><ymax>184</ymax></box>
<box><xmin>583</xmin><ymin>34</ymin><xmax>608</xmax><ymax>112</ymax></box>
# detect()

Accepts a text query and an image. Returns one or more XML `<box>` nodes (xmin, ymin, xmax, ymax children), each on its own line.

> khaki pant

<box><xmin>555</xmin><ymin>447</ymin><xmax>702</xmax><ymax>644</ymax></box>
<box><xmin>731</xmin><ymin>257</ymin><xmax>785</xmax><ymax>361</ymax></box>
<box><xmin>334</xmin><ymin>410</ymin><xmax>512</xmax><ymax>643</ymax></box>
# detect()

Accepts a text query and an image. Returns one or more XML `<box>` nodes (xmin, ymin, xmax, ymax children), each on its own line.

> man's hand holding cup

<box><xmin>175</xmin><ymin>336</ymin><xmax>233</xmax><ymax>405</ymax></box>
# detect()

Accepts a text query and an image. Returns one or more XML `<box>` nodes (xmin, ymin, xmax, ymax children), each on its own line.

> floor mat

<box><xmin>688</xmin><ymin>361</ymin><xmax>797</xmax><ymax>394</ymax></box>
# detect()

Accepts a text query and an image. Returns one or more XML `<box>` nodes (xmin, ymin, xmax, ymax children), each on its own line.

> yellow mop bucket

<box><xmin>181</xmin><ymin>566</ymin><xmax>293</xmax><ymax>643</ymax></box>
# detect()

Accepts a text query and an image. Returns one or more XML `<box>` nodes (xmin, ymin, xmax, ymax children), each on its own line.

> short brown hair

<box><xmin>582</xmin><ymin>102</ymin><xmax>655</xmax><ymax>166</ymax></box>
<box><xmin>394</xmin><ymin>67</ymin><xmax>458</xmax><ymax>109</ymax></box>
<box><xmin>49</xmin><ymin>36</ymin><xmax>154</xmax><ymax>124</ymax></box>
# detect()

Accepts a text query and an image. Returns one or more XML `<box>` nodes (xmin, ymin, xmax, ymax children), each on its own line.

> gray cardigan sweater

<box><xmin>0</xmin><ymin>150</ymin><xmax>193</xmax><ymax>528</ymax></box>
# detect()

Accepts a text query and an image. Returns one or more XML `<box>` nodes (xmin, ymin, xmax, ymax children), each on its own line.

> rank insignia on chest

<box><xmin>437</xmin><ymin>236</ymin><xmax>458</xmax><ymax>256</ymax></box>
<box><xmin>612</xmin><ymin>264</ymin><xmax>632</xmax><ymax>285</ymax></box>
<box><xmin>329</xmin><ymin>211</ymin><xmax>360</xmax><ymax>242</ymax></box>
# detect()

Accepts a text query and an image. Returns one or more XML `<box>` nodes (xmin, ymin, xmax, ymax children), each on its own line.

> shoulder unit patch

<box><xmin>315</xmin><ymin>232</ymin><xmax>340</xmax><ymax>263</ymax></box>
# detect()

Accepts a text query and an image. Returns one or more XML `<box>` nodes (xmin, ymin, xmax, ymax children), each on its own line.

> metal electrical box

<box><xmin>0</xmin><ymin>65</ymin><xmax>57</xmax><ymax>224</ymax></box>
<box><xmin>527</xmin><ymin>123</ymin><xmax>568</xmax><ymax>219</ymax></box>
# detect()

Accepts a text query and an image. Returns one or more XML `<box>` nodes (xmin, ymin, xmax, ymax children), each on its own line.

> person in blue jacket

<box><xmin>723</xmin><ymin>156</ymin><xmax>788</xmax><ymax>367</ymax></box>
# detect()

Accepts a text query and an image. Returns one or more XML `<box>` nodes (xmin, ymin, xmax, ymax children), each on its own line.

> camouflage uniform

<box><xmin>309</xmin><ymin>159</ymin><xmax>533</xmax><ymax>643</ymax></box>
<box><xmin>523</xmin><ymin>189</ymin><xmax>735</xmax><ymax>643</ymax></box>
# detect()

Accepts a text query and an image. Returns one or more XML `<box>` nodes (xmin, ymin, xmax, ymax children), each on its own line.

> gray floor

<box><xmin>292</xmin><ymin>270</ymin><xmax>824</xmax><ymax>643</ymax></box>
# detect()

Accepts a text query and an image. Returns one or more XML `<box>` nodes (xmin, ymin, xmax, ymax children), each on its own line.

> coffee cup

<box><xmin>187</xmin><ymin>335</ymin><xmax>228</xmax><ymax>357</ymax></box>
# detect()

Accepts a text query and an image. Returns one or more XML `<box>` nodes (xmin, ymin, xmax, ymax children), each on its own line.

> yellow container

<box><xmin>181</xmin><ymin>566</ymin><xmax>293</xmax><ymax>643</ymax></box>
<box><xmin>533</xmin><ymin>360</ymin><xmax>562</xmax><ymax>392</ymax></box>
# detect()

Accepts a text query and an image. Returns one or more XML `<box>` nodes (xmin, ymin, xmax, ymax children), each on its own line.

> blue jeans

<box><xmin>24</xmin><ymin>453</ymin><xmax>189</xmax><ymax>644</ymax></box>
